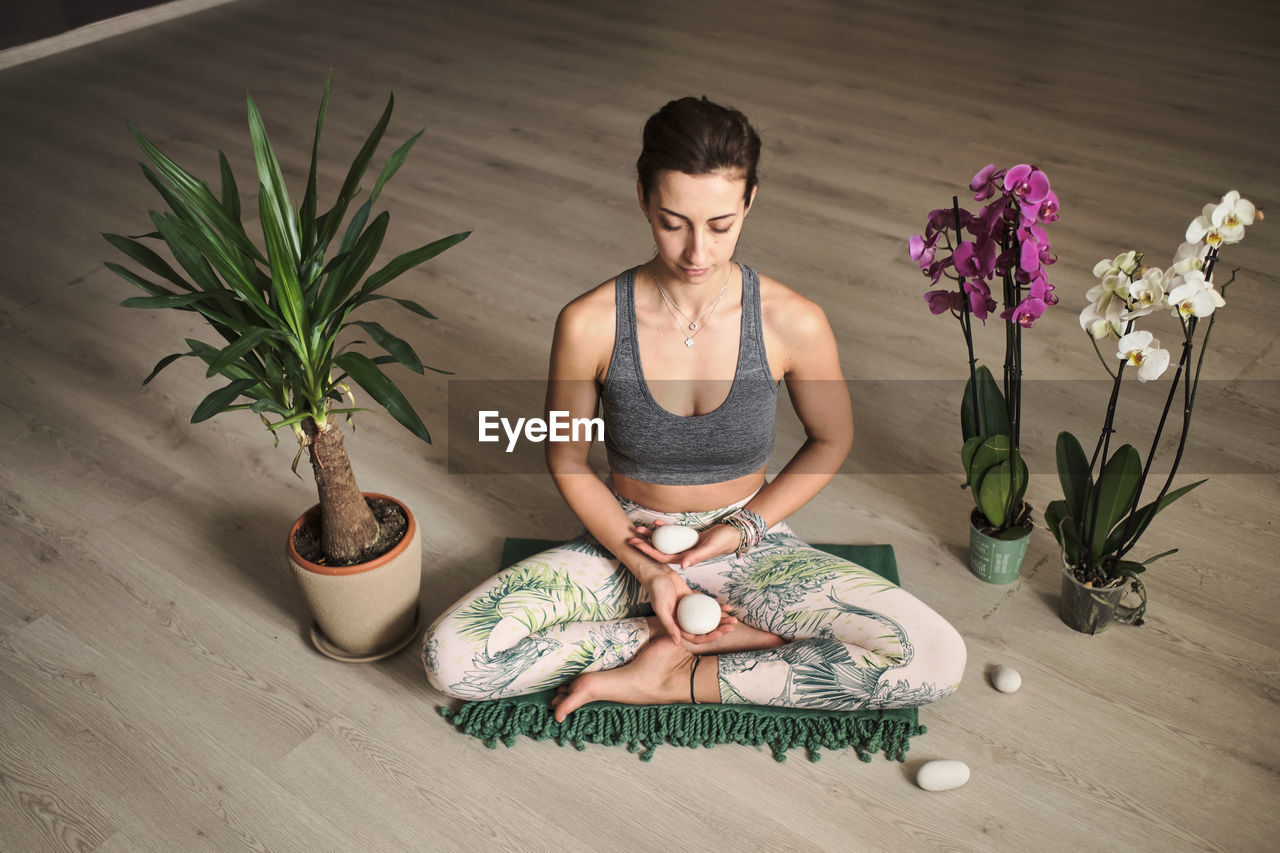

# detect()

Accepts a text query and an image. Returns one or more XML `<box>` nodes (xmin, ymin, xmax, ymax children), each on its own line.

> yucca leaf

<box><xmin>103</xmin><ymin>233</ymin><xmax>194</xmax><ymax>292</ymax></box>
<box><xmin>300</xmin><ymin>76</ymin><xmax>331</xmax><ymax>259</ymax></box>
<box><xmin>314</xmin><ymin>93</ymin><xmax>394</xmax><ymax>251</ymax></box>
<box><xmin>337</xmin><ymin>199</ymin><xmax>372</xmax><ymax>258</ymax></box>
<box><xmin>192</xmin><ymin>378</ymin><xmax>259</xmax><ymax>423</ymax></box>
<box><xmin>258</xmin><ymin>184</ymin><xmax>306</xmax><ymax>337</ymax></box>
<box><xmin>217</xmin><ymin>151</ymin><xmax>241</xmax><ymax>221</ymax></box>
<box><xmin>319</xmin><ymin>210</ymin><xmax>388</xmax><ymax>320</ymax></box>
<box><xmin>347</xmin><ymin>321</ymin><xmax>424</xmax><ymax>373</ymax></box>
<box><xmin>332</xmin><ymin>351</ymin><xmax>430</xmax><ymax>443</ymax></box>
<box><xmin>205</xmin><ymin>328</ymin><xmax>284</xmax><ymax>377</ymax></box>
<box><xmin>250</xmin><ymin>398</ymin><xmax>291</xmax><ymax>416</ymax></box>
<box><xmin>1090</xmin><ymin>444</ymin><xmax>1142</xmax><ymax>559</ymax></box>
<box><xmin>130</xmin><ymin>127</ymin><xmax>264</xmax><ymax>263</ymax></box>
<box><xmin>105</xmin><ymin>262</ymin><xmax>181</xmax><ymax>299</ymax></box>
<box><xmin>362</xmin><ymin>294</ymin><xmax>438</xmax><ymax>320</ymax></box>
<box><xmin>142</xmin><ymin>352</ymin><xmax>193</xmax><ymax>385</ymax></box>
<box><xmin>151</xmin><ymin>210</ymin><xmax>278</xmax><ymax>330</ymax></box>
<box><xmin>149</xmin><ymin>211</ymin><xmax>229</xmax><ymax>292</ymax></box>
<box><xmin>186</xmin><ymin>338</ymin><xmax>262</xmax><ymax>383</ymax></box>
<box><xmin>358</xmin><ymin>230</ymin><xmax>470</xmax><ymax>296</ymax></box>
<box><xmin>246</xmin><ymin>95</ymin><xmax>300</xmax><ymax>263</ymax></box>
<box><xmin>369</xmin><ymin>128</ymin><xmax>424</xmax><ymax>205</ymax></box>
<box><xmin>122</xmin><ymin>292</ymin><xmax>230</xmax><ymax>310</ymax></box>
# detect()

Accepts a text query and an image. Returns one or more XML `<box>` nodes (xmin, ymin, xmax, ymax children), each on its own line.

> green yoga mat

<box><xmin>440</xmin><ymin>539</ymin><xmax>925</xmax><ymax>762</ymax></box>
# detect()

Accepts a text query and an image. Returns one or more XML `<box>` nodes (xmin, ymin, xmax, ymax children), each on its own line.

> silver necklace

<box><xmin>651</xmin><ymin>263</ymin><xmax>732</xmax><ymax>347</ymax></box>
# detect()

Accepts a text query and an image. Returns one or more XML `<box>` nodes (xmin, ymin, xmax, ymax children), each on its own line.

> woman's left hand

<box><xmin>627</xmin><ymin>520</ymin><xmax>741</xmax><ymax>569</ymax></box>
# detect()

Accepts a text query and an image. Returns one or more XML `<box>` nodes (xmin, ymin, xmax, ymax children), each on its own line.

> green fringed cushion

<box><xmin>439</xmin><ymin>540</ymin><xmax>925</xmax><ymax>762</ymax></box>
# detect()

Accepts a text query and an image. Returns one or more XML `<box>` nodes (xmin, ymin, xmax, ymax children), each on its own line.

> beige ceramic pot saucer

<box><xmin>309</xmin><ymin>605</ymin><xmax>423</xmax><ymax>663</ymax></box>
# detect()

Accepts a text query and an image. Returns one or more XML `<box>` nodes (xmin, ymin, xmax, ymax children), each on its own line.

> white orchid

<box><xmin>1089</xmin><ymin>251</ymin><xmax>1141</xmax><ymax>305</ymax></box>
<box><xmin>1168</xmin><ymin>269</ymin><xmax>1226</xmax><ymax>319</ymax></box>
<box><xmin>1171</xmin><ymin>240</ymin><xmax>1209</xmax><ymax>275</ymax></box>
<box><xmin>1116</xmin><ymin>330</ymin><xmax>1171</xmax><ymax>382</ymax></box>
<box><xmin>1122</xmin><ymin>266</ymin><xmax>1169</xmax><ymax>320</ymax></box>
<box><xmin>1185</xmin><ymin>190</ymin><xmax>1256</xmax><ymax>246</ymax></box>
<box><xmin>1080</xmin><ymin>296</ymin><xmax>1126</xmax><ymax>339</ymax></box>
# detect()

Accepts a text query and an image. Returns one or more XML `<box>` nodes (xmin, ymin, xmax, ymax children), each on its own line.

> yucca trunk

<box><xmin>303</xmin><ymin>418</ymin><xmax>379</xmax><ymax>563</ymax></box>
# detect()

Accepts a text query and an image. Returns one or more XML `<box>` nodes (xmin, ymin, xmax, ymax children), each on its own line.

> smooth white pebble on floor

<box><xmin>676</xmin><ymin>593</ymin><xmax>722</xmax><ymax>635</ymax></box>
<box><xmin>652</xmin><ymin>524</ymin><xmax>699</xmax><ymax>554</ymax></box>
<box><xmin>992</xmin><ymin>665</ymin><xmax>1022</xmax><ymax>693</ymax></box>
<box><xmin>916</xmin><ymin>760</ymin><xmax>971</xmax><ymax>792</ymax></box>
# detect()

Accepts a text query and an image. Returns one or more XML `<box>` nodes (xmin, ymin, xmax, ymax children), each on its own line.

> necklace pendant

<box><xmin>684</xmin><ymin>338</ymin><xmax>695</xmax><ymax>347</ymax></box>
<box><xmin>688</xmin><ymin>322</ymin><xmax>698</xmax><ymax>331</ymax></box>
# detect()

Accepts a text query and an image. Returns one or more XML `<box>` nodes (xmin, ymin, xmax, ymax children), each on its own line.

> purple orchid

<box><xmin>964</xmin><ymin>280</ymin><xmax>997</xmax><ymax>320</ymax></box>
<box><xmin>1001</xmin><ymin>295</ymin><xmax>1047</xmax><ymax>327</ymax></box>
<box><xmin>1003</xmin><ymin>164</ymin><xmax>1051</xmax><ymax>207</ymax></box>
<box><xmin>925</xmin><ymin>289</ymin><xmax>963</xmax><ymax>314</ymax></box>
<box><xmin>909</xmin><ymin>234</ymin><xmax>936</xmax><ymax>269</ymax></box>
<box><xmin>954</xmin><ymin>238</ymin><xmax>998</xmax><ymax>279</ymax></box>
<box><xmin>970</xmin><ymin>164</ymin><xmax>1005</xmax><ymax>201</ymax></box>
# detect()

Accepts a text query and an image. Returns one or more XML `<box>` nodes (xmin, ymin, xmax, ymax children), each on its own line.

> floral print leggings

<box><xmin>423</xmin><ymin>493</ymin><xmax>967</xmax><ymax>709</ymax></box>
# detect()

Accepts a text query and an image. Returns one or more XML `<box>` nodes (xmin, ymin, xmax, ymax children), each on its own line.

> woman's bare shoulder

<box><xmin>550</xmin><ymin>275</ymin><xmax>619</xmax><ymax>380</ymax></box>
<box><xmin>556</xmin><ymin>276</ymin><xmax>618</xmax><ymax>338</ymax></box>
<box><xmin>757</xmin><ymin>271</ymin><xmax>833</xmax><ymax>336</ymax></box>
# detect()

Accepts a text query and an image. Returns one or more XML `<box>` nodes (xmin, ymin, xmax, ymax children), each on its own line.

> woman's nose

<box><xmin>685</xmin><ymin>231</ymin><xmax>710</xmax><ymax>266</ymax></box>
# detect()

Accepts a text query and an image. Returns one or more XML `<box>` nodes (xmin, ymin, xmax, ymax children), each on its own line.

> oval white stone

<box><xmin>915</xmin><ymin>759</ymin><xmax>970</xmax><ymax>792</ymax></box>
<box><xmin>676</xmin><ymin>593</ymin><xmax>722</xmax><ymax>635</ymax></box>
<box><xmin>652</xmin><ymin>524</ymin><xmax>699</xmax><ymax>554</ymax></box>
<box><xmin>992</xmin><ymin>665</ymin><xmax>1022</xmax><ymax>693</ymax></box>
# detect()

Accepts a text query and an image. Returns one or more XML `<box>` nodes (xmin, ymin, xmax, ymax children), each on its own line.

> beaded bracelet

<box><xmin>720</xmin><ymin>507</ymin><xmax>767</xmax><ymax>557</ymax></box>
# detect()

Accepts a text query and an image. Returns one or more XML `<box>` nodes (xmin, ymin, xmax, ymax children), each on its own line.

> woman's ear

<box><xmin>744</xmin><ymin>184</ymin><xmax>759</xmax><ymax>215</ymax></box>
<box><xmin>637</xmin><ymin>181</ymin><xmax>650</xmax><ymax>218</ymax></box>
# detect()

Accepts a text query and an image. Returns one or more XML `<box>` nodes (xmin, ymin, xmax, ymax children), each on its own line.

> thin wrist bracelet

<box><xmin>721</xmin><ymin>507</ymin><xmax>766</xmax><ymax>556</ymax></box>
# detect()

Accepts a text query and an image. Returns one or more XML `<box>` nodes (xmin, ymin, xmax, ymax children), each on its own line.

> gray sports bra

<box><xmin>601</xmin><ymin>264</ymin><xmax>779</xmax><ymax>485</ymax></box>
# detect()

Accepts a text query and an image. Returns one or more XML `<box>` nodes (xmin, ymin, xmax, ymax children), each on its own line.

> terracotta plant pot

<box><xmin>968</xmin><ymin>506</ymin><xmax>1032</xmax><ymax>584</ymax></box>
<box><xmin>287</xmin><ymin>493</ymin><xmax>422</xmax><ymax>660</ymax></box>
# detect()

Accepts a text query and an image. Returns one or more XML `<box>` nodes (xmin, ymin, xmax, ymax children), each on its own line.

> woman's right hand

<box><xmin>638</xmin><ymin>563</ymin><xmax>690</xmax><ymax>646</ymax></box>
<box><xmin>637</xmin><ymin>563</ymin><xmax>738</xmax><ymax>646</ymax></box>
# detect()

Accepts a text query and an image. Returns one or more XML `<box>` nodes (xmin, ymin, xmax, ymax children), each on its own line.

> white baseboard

<box><xmin>0</xmin><ymin>0</ymin><xmax>243</xmax><ymax>72</ymax></box>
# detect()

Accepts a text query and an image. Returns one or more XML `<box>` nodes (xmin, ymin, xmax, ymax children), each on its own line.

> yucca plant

<box><xmin>104</xmin><ymin>79</ymin><xmax>469</xmax><ymax>564</ymax></box>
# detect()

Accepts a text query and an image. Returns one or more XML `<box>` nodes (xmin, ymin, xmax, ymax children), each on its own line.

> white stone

<box><xmin>651</xmin><ymin>524</ymin><xmax>698</xmax><ymax>554</ymax></box>
<box><xmin>676</xmin><ymin>593</ymin><xmax>722</xmax><ymax>635</ymax></box>
<box><xmin>992</xmin><ymin>665</ymin><xmax>1022</xmax><ymax>693</ymax></box>
<box><xmin>915</xmin><ymin>759</ymin><xmax>970</xmax><ymax>792</ymax></box>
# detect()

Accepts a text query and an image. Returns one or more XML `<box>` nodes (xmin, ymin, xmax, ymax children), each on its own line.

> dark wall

<box><xmin>1</xmin><ymin>1</ymin><xmax>170</xmax><ymax>50</ymax></box>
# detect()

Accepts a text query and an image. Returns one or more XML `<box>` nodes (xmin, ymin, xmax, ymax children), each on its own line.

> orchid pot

<box><xmin>968</xmin><ymin>504</ymin><xmax>1032</xmax><ymax>584</ymax></box>
<box><xmin>1059</xmin><ymin>552</ymin><xmax>1147</xmax><ymax>635</ymax></box>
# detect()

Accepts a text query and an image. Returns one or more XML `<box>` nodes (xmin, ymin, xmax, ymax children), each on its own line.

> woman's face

<box><xmin>639</xmin><ymin>169</ymin><xmax>755</xmax><ymax>286</ymax></box>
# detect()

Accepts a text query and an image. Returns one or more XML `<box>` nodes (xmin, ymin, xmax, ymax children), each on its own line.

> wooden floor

<box><xmin>1</xmin><ymin>0</ymin><xmax>1277</xmax><ymax>850</ymax></box>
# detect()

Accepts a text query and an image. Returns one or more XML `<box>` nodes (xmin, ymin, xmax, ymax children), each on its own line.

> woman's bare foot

<box><xmin>551</xmin><ymin>637</ymin><xmax>693</xmax><ymax>722</ymax></box>
<box><xmin>550</xmin><ymin>621</ymin><xmax>787</xmax><ymax>722</ymax></box>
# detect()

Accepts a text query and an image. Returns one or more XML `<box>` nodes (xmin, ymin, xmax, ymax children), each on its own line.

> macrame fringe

<box><xmin>440</xmin><ymin>692</ymin><xmax>925</xmax><ymax>763</ymax></box>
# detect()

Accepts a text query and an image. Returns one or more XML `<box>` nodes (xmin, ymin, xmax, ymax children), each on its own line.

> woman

<box><xmin>424</xmin><ymin>97</ymin><xmax>966</xmax><ymax>721</ymax></box>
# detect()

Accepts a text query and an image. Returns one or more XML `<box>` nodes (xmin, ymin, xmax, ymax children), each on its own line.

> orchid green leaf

<box><xmin>1091</xmin><ymin>444</ymin><xmax>1142</xmax><ymax>559</ymax></box>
